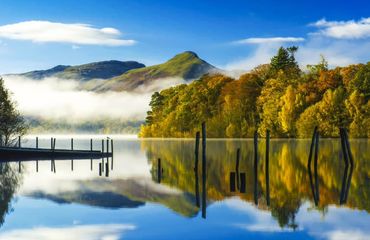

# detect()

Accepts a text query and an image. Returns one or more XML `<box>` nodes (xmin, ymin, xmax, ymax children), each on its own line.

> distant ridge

<box><xmin>17</xmin><ymin>60</ymin><xmax>145</xmax><ymax>81</ymax></box>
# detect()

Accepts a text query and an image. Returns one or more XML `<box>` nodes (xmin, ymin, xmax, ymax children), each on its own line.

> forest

<box><xmin>140</xmin><ymin>47</ymin><xmax>370</xmax><ymax>138</ymax></box>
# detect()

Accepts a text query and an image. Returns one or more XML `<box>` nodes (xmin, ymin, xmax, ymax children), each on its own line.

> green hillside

<box><xmin>94</xmin><ymin>51</ymin><xmax>217</xmax><ymax>91</ymax></box>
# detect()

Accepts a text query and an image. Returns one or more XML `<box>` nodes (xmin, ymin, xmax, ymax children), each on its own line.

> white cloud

<box><xmin>233</xmin><ymin>37</ymin><xmax>305</xmax><ymax>44</ymax></box>
<box><xmin>0</xmin><ymin>20</ymin><xmax>136</xmax><ymax>46</ymax></box>
<box><xmin>0</xmin><ymin>224</ymin><xmax>135</xmax><ymax>240</ymax></box>
<box><xmin>310</xmin><ymin>17</ymin><xmax>370</xmax><ymax>39</ymax></box>
<box><xmin>225</xmin><ymin>198</ymin><xmax>297</xmax><ymax>233</ymax></box>
<box><xmin>324</xmin><ymin>230</ymin><xmax>370</xmax><ymax>240</ymax></box>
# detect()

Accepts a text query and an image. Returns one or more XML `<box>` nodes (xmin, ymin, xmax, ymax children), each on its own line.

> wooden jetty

<box><xmin>0</xmin><ymin>144</ymin><xmax>112</xmax><ymax>162</ymax></box>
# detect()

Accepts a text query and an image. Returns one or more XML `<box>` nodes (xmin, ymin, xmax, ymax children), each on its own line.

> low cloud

<box><xmin>0</xmin><ymin>224</ymin><xmax>135</xmax><ymax>240</ymax></box>
<box><xmin>0</xmin><ymin>20</ymin><xmax>135</xmax><ymax>46</ymax></box>
<box><xmin>310</xmin><ymin>17</ymin><xmax>370</xmax><ymax>39</ymax></box>
<box><xmin>2</xmin><ymin>76</ymin><xmax>152</xmax><ymax>122</ymax></box>
<box><xmin>233</xmin><ymin>37</ymin><xmax>304</xmax><ymax>44</ymax></box>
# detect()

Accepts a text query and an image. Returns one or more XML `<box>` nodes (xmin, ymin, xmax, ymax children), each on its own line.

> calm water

<box><xmin>0</xmin><ymin>136</ymin><xmax>369</xmax><ymax>239</ymax></box>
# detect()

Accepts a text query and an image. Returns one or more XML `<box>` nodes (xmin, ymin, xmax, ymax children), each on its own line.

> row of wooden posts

<box><xmin>193</xmin><ymin>124</ymin><xmax>354</xmax><ymax>207</ymax></box>
<box><xmin>307</xmin><ymin>127</ymin><xmax>354</xmax><ymax>206</ymax></box>
<box><xmin>16</xmin><ymin>137</ymin><xmax>114</xmax><ymax>176</ymax></box>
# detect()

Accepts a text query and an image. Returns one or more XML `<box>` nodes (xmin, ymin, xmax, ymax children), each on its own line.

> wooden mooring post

<box><xmin>201</xmin><ymin>122</ymin><xmax>207</xmax><ymax>219</ymax></box>
<box><xmin>265</xmin><ymin>130</ymin><xmax>270</xmax><ymax>206</ymax></box>
<box><xmin>194</xmin><ymin>131</ymin><xmax>200</xmax><ymax>207</ymax></box>
<box><xmin>253</xmin><ymin>130</ymin><xmax>258</xmax><ymax>205</ymax></box>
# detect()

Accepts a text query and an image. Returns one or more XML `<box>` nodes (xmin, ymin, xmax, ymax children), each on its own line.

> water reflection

<box><xmin>142</xmin><ymin>139</ymin><xmax>370</xmax><ymax>228</ymax></box>
<box><xmin>0</xmin><ymin>137</ymin><xmax>368</xmax><ymax>237</ymax></box>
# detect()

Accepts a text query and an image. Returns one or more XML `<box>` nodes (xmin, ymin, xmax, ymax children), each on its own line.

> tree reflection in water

<box><xmin>143</xmin><ymin>139</ymin><xmax>370</xmax><ymax>229</ymax></box>
<box><xmin>0</xmin><ymin>162</ymin><xmax>21</xmax><ymax>226</ymax></box>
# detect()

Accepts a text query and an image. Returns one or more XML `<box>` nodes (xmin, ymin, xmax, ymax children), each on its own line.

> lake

<box><xmin>0</xmin><ymin>135</ymin><xmax>369</xmax><ymax>239</ymax></box>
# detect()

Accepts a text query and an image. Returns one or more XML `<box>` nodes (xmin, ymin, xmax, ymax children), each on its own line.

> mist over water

<box><xmin>1</xmin><ymin>75</ymin><xmax>184</xmax><ymax>123</ymax></box>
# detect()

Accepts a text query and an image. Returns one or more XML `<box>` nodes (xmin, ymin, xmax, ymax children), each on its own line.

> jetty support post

<box><xmin>101</xmin><ymin>139</ymin><xmax>104</xmax><ymax>172</ymax></box>
<box><xmin>90</xmin><ymin>139</ymin><xmax>93</xmax><ymax>171</ymax></box>
<box><xmin>110</xmin><ymin>139</ymin><xmax>114</xmax><ymax>170</ymax></box>
<box><xmin>71</xmin><ymin>138</ymin><xmax>74</xmax><ymax>171</ymax></box>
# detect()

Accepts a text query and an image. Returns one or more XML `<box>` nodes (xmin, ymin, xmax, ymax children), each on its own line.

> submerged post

<box><xmin>195</xmin><ymin>132</ymin><xmax>200</xmax><ymax>170</ymax></box>
<box><xmin>90</xmin><ymin>139</ymin><xmax>93</xmax><ymax>171</ymax></box>
<box><xmin>236</xmin><ymin>148</ymin><xmax>240</xmax><ymax>190</ymax></box>
<box><xmin>101</xmin><ymin>140</ymin><xmax>104</xmax><ymax>172</ymax></box>
<box><xmin>69</xmin><ymin>137</ymin><xmax>73</xmax><ymax>166</ymax></box>
<box><xmin>314</xmin><ymin>130</ymin><xmax>319</xmax><ymax>202</ymax></box>
<box><xmin>308</xmin><ymin>127</ymin><xmax>318</xmax><ymax>167</ymax></box>
<box><xmin>157</xmin><ymin>158</ymin><xmax>162</xmax><ymax>183</ymax></box>
<box><xmin>265</xmin><ymin>129</ymin><xmax>270</xmax><ymax>206</ymax></box>
<box><xmin>106</xmin><ymin>138</ymin><xmax>109</xmax><ymax>155</ymax></box>
<box><xmin>201</xmin><ymin>122</ymin><xmax>207</xmax><ymax>219</ymax></box>
<box><xmin>254</xmin><ymin>130</ymin><xmax>258</xmax><ymax>205</ymax></box>
<box><xmin>99</xmin><ymin>163</ymin><xmax>102</xmax><ymax>176</ymax></box>
<box><xmin>105</xmin><ymin>162</ymin><xmax>109</xmax><ymax>177</ymax></box>
<box><xmin>111</xmin><ymin>139</ymin><xmax>114</xmax><ymax>154</ymax></box>
<box><xmin>36</xmin><ymin>136</ymin><xmax>39</xmax><ymax>172</ymax></box>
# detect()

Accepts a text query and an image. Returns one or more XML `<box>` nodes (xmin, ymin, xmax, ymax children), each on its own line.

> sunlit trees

<box><xmin>140</xmin><ymin>47</ymin><xmax>370</xmax><ymax>138</ymax></box>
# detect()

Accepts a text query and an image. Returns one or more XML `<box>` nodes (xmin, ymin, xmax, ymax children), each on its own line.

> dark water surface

<box><xmin>0</xmin><ymin>136</ymin><xmax>369</xmax><ymax>239</ymax></box>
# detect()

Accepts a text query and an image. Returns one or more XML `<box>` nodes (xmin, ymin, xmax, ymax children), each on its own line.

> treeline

<box><xmin>27</xmin><ymin>118</ymin><xmax>142</xmax><ymax>134</ymax></box>
<box><xmin>140</xmin><ymin>47</ymin><xmax>370</xmax><ymax>138</ymax></box>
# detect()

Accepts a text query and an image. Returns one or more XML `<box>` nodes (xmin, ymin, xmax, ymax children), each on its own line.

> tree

<box><xmin>279</xmin><ymin>85</ymin><xmax>299</xmax><ymax>137</ymax></box>
<box><xmin>0</xmin><ymin>78</ymin><xmax>27</xmax><ymax>145</ymax></box>
<box><xmin>270</xmin><ymin>46</ymin><xmax>300</xmax><ymax>77</ymax></box>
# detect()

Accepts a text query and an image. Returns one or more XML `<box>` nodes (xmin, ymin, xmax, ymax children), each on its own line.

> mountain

<box><xmin>21</xmin><ymin>65</ymin><xmax>70</xmax><ymax>79</ymax></box>
<box><xmin>94</xmin><ymin>51</ymin><xmax>218</xmax><ymax>92</ymax></box>
<box><xmin>18</xmin><ymin>60</ymin><xmax>145</xmax><ymax>81</ymax></box>
<box><xmin>29</xmin><ymin>190</ymin><xmax>145</xmax><ymax>209</ymax></box>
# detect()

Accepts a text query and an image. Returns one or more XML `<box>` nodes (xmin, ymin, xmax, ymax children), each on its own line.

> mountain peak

<box><xmin>168</xmin><ymin>51</ymin><xmax>200</xmax><ymax>62</ymax></box>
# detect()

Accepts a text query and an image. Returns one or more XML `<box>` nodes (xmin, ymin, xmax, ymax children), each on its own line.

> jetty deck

<box><xmin>0</xmin><ymin>146</ymin><xmax>112</xmax><ymax>161</ymax></box>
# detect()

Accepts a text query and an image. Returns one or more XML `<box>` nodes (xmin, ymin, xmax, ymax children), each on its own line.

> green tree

<box><xmin>0</xmin><ymin>78</ymin><xmax>27</xmax><ymax>145</ymax></box>
<box><xmin>270</xmin><ymin>46</ymin><xmax>300</xmax><ymax>77</ymax></box>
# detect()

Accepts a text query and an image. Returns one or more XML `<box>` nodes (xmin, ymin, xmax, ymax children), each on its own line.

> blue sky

<box><xmin>0</xmin><ymin>0</ymin><xmax>369</xmax><ymax>74</ymax></box>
